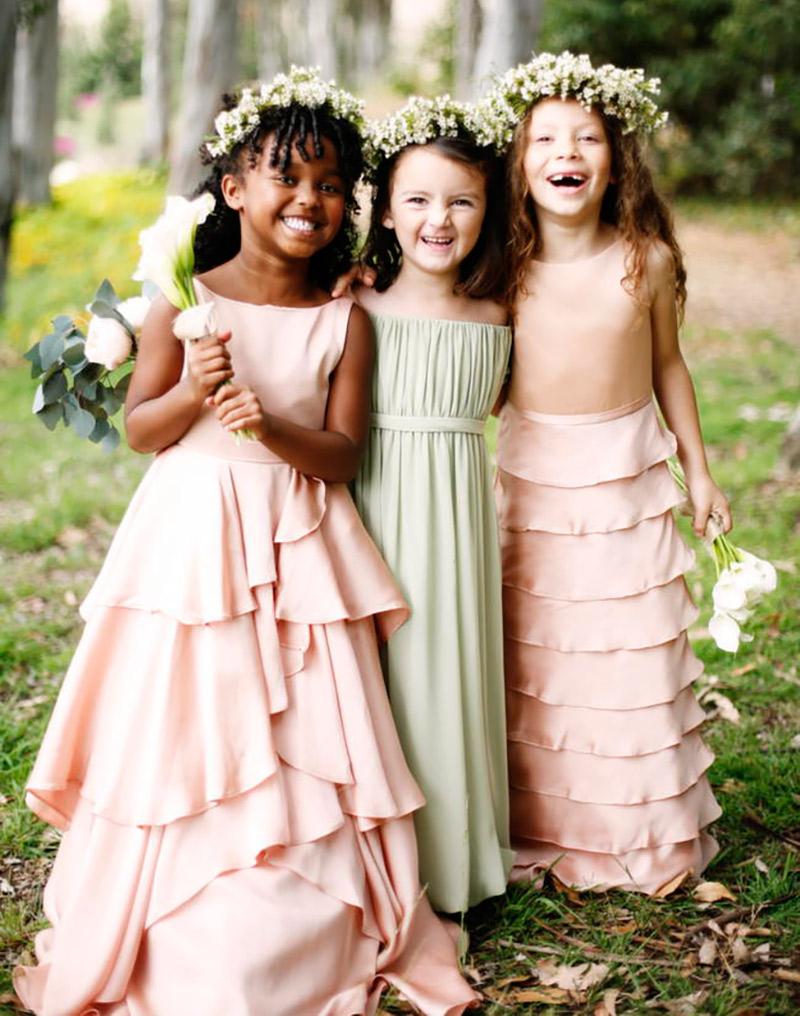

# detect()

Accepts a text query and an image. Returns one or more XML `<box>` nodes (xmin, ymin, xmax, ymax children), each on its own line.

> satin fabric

<box><xmin>14</xmin><ymin>291</ymin><xmax>479</xmax><ymax>1015</ymax></box>
<box><xmin>496</xmin><ymin>397</ymin><xmax>720</xmax><ymax>894</ymax></box>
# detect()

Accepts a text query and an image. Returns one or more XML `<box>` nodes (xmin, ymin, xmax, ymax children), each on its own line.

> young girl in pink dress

<box><xmin>14</xmin><ymin>71</ymin><xmax>478</xmax><ymax>1016</ymax></box>
<box><xmin>488</xmin><ymin>53</ymin><xmax>732</xmax><ymax>894</ymax></box>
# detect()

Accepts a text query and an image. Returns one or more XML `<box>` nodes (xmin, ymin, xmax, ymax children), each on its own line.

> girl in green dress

<box><xmin>351</xmin><ymin>98</ymin><xmax>514</xmax><ymax>913</ymax></box>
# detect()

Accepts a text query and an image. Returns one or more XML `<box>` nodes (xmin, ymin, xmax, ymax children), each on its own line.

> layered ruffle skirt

<box><xmin>14</xmin><ymin>444</ymin><xmax>479</xmax><ymax>1016</ymax></box>
<box><xmin>495</xmin><ymin>397</ymin><xmax>720</xmax><ymax>894</ymax></box>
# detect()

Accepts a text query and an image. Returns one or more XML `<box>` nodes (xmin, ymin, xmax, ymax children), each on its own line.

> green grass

<box><xmin>1</xmin><ymin>184</ymin><xmax>798</xmax><ymax>1012</ymax></box>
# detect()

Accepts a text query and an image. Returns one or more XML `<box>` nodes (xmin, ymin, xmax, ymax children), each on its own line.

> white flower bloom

<box><xmin>709</xmin><ymin>611</ymin><xmax>753</xmax><ymax>653</ymax></box>
<box><xmin>712</xmin><ymin>569</ymin><xmax>749</xmax><ymax>613</ymax></box>
<box><xmin>173</xmin><ymin>302</ymin><xmax>218</xmax><ymax>341</ymax></box>
<box><xmin>85</xmin><ymin>315</ymin><xmax>133</xmax><ymax>370</ymax></box>
<box><xmin>117</xmin><ymin>295</ymin><xmax>152</xmax><ymax>333</ymax></box>
<box><xmin>734</xmin><ymin>551</ymin><xmax>778</xmax><ymax>599</ymax></box>
<box><xmin>133</xmin><ymin>193</ymin><xmax>215</xmax><ymax>309</ymax></box>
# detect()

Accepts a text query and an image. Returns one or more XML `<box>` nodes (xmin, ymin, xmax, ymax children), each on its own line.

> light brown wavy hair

<box><xmin>506</xmin><ymin>103</ymin><xmax>687</xmax><ymax>321</ymax></box>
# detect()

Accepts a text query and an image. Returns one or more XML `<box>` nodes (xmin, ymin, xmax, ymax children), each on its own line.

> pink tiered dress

<box><xmin>14</xmin><ymin>286</ymin><xmax>479</xmax><ymax>1016</ymax></box>
<box><xmin>496</xmin><ymin>243</ymin><xmax>721</xmax><ymax>894</ymax></box>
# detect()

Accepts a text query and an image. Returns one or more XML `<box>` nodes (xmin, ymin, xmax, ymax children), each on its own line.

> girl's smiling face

<box><xmin>522</xmin><ymin>98</ymin><xmax>613</xmax><ymax>225</ymax></box>
<box><xmin>223</xmin><ymin>131</ymin><xmax>346</xmax><ymax>261</ymax></box>
<box><xmin>383</xmin><ymin>145</ymin><xmax>487</xmax><ymax>282</ymax></box>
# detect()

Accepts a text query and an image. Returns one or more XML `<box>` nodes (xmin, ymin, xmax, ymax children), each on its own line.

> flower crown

<box><xmin>206</xmin><ymin>66</ymin><xmax>366</xmax><ymax>158</ymax></box>
<box><xmin>363</xmin><ymin>95</ymin><xmax>508</xmax><ymax>179</ymax></box>
<box><xmin>483</xmin><ymin>50</ymin><xmax>668</xmax><ymax>141</ymax></box>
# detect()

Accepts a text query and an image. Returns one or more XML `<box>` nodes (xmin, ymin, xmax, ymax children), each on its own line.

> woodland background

<box><xmin>0</xmin><ymin>1</ymin><xmax>799</xmax><ymax>1014</ymax></box>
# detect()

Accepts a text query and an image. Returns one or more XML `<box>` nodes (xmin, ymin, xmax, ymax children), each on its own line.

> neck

<box><xmin>234</xmin><ymin>238</ymin><xmax>318</xmax><ymax>304</ymax></box>
<box><xmin>392</xmin><ymin>261</ymin><xmax>460</xmax><ymax>309</ymax></box>
<box><xmin>536</xmin><ymin>213</ymin><xmax>616</xmax><ymax>264</ymax></box>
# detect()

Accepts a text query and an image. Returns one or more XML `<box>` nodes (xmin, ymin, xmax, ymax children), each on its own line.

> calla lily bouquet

<box><xmin>669</xmin><ymin>461</ymin><xmax>777</xmax><ymax>652</ymax></box>
<box><xmin>27</xmin><ymin>192</ymin><xmax>252</xmax><ymax>449</ymax></box>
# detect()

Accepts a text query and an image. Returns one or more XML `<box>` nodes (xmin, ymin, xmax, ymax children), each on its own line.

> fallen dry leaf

<box><xmin>494</xmin><ymin>973</ymin><xmax>534</xmax><ymax>990</ymax></box>
<box><xmin>773</xmin><ymin>969</ymin><xmax>800</xmax><ymax>984</ymax></box>
<box><xmin>654</xmin><ymin>869</ymin><xmax>691</xmax><ymax>898</ymax></box>
<box><xmin>693</xmin><ymin>881</ymin><xmax>736</xmax><ymax>903</ymax></box>
<box><xmin>731</xmin><ymin>938</ymin><xmax>751</xmax><ymax>964</ymax></box>
<box><xmin>659</xmin><ymin>989</ymin><xmax>709</xmax><ymax>1014</ymax></box>
<box><xmin>754</xmin><ymin>857</ymin><xmax>770</xmax><ymax>874</ymax></box>
<box><xmin>698</xmin><ymin>938</ymin><xmax>718</xmax><ymax>965</ymax></box>
<box><xmin>537</xmin><ymin>958</ymin><xmax>609</xmax><ymax>991</ymax></box>
<box><xmin>594</xmin><ymin>988</ymin><xmax>620</xmax><ymax>1015</ymax></box>
<box><xmin>549</xmin><ymin>872</ymin><xmax>586</xmax><ymax>905</ymax></box>
<box><xmin>701</xmin><ymin>690</ymin><xmax>741</xmax><ymax>724</ymax></box>
<box><xmin>512</xmin><ymin>986</ymin><xmax>572</xmax><ymax>1003</ymax></box>
<box><xmin>731</xmin><ymin>662</ymin><xmax>758</xmax><ymax>677</ymax></box>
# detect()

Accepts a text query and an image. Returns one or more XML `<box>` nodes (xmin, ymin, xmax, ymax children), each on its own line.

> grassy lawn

<box><xmin>0</xmin><ymin>182</ymin><xmax>798</xmax><ymax>1014</ymax></box>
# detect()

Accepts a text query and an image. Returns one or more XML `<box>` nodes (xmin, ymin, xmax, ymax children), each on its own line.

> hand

<box><xmin>211</xmin><ymin>382</ymin><xmax>267</xmax><ymax>441</ymax></box>
<box><xmin>185</xmin><ymin>331</ymin><xmax>232</xmax><ymax>401</ymax></box>
<box><xmin>686</xmin><ymin>471</ymin><xmax>732</xmax><ymax>537</ymax></box>
<box><xmin>330</xmin><ymin>263</ymin><xmax>377</xmax><ymax>299</ymax></box>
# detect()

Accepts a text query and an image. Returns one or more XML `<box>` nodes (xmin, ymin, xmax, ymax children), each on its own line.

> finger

<box><xmin>210</xmin><ymin>383</ymin><xmax>241</xmax><ymax>405</ymax></box>
<box><xmin>694</xmin><ymin>503</ymin><xmax>711</xmax><ymax>538</ymax></box>
<box><xmin>720</xmin><ymin>504</ymin><xmax>733</xmax><ymax>534</ymax></box>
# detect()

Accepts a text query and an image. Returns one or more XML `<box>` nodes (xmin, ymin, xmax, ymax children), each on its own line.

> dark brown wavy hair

<box><xmin>192</xmin><ymin>98</ymin><xmax>364</xmax><ymax>292</ymax></box>
<box><xmin>506</xmin><ymin>104</ymin><xmax>687</xmax><ymax>320</ymax></box>
<box><xmin>362</xmin><ymin>135</ymin><xmax>507</xmax><ymax>302</ymax></box>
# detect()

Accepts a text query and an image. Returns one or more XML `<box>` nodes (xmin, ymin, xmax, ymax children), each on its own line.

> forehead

<box><xmin>528</xmin><ymin>97</ymin><xmax>606</xmax><ymax>131</ymax></box>
<box><xmin>391</xmin><ymin>144</ymin><xmax>484</xmax><ymax>191</ymax></box>
<box><xmin>260</xmin><ymin>129</ymin><xmax>342</xmax><ymax>171</ymax></box>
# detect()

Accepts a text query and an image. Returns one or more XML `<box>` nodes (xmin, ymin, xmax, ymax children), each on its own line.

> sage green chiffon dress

<box><xmin>352</xmin><ymin>312</ymin><xmax>514</xmax><ymax>913</ymax></box>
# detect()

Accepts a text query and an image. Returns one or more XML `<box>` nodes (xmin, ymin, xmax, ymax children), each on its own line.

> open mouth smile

<box><xmin>420</xmin><ymin>236</ymin><xmax>454</xmax><ymax>249</ymax></box>
<box><xmin>281</xmin><ymin>216</ymin><xmax>321</xmax><ymax>235</ymax></box>
<box><xmin>547</xmin><ymin>172</ymin><xmax>588</xmax><ymax>192</ymax></box>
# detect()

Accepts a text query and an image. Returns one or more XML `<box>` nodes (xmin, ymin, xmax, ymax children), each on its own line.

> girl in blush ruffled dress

<box><xmin>14</xmin><ymin>72</ymin><xmax>478</xmax><ymax>1016</ymax></box>
<box><xmin>488</xmin><ymin>53</ymin><xmax>731</xmax><ymax>894</ymax></box>
<box><xmin>352</xmin><ymin>98</ymin><xmax>514</xmax><ymax>915</ymax></box>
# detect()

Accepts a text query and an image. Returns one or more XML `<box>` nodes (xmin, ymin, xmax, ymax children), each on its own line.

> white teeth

<box><xmin>283</xmin><ymin>217</ymin><xmax>316</xmax><ymax>232</ymax></box>
<box><xmin>422</xmin><ymin>237</ymin><xmax>452</xmax><ymax>245</ymax></box>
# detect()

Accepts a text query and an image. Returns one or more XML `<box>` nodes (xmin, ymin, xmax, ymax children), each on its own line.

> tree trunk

<box><xmin>140</xmin><ymin>0</ymin><xmax>170</xmax><ymax>165</ymax></box>
<box><xmin>357</xmin><ymin>0</ymin><xmax>392</xmax><ymax>83</ymax></box>
<box><xmin>307</xmin><ymin>0</ymin><xmax>336</xmax><ymax>77</ymax></box>
<box><xmin>454</xmin><ymin>0</ymin><xmax>481</xmax><ymax>99</ymax></box>
<box><xmin>13</xmin><ymin>0</ymin><xmax>59</xmax><ymax>205</ymax></box>
<box><xmin>473</xmin><ymin>0</ymin><xmax>543</xmax><ymax>92</ymax></box>
<box><xmin>169</xmin><ymin>0</ymin><xmax>239</xmax><ymax>196</ymax></box>
<box><xmin>0</xmin><ymin>1</ymin><xmax>19</xmax><ymax>313</ymax></box>
<box><xmin>285</xmin><ymin>0</ymin><xmax>311</xmax><ymax>66</ymax></box>
<box><xmin>256</xmin><ymin>0</ymin><xmax>289</xmax><ymax>81</ymax></box>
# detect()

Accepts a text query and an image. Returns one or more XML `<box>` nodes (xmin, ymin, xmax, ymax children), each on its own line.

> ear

<box><xmin>221</xmin><ymin>173</ymin><xmax>244</xmax><ymax>211</ymax></box>
<box><xmin>381</xmin><ymin>209</ymin><xmax>394</xmax><ymax>230</ymax></box>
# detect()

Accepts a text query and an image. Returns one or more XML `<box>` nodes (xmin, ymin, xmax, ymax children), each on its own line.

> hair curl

<box><xmin>192</xmin><ymin>98</ymin><xmax>364</xmax><ymax>292</ymax></box>
<box><xmin>506</xmin><ymin>105</ymin><xmax>686</xmax><ymax>320</ymax></box>
<box><xmin>361</xmin><ymin>135</ymin><xmax>508</xmax><ymax>304</ymax></box>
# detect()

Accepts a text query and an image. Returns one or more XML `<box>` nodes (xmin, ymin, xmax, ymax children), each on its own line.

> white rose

<box><xmin>173</xmin><ymin>301</ymin><xmax>218</xmax><ymax>341</ymax></box>
<box><xmin>84</xmin><ymin>315</ymin><xmax>133</xmax><ymax>370</ymax></box>
<box><xmin>117</xmin><ymin>295</ymin><xmax>151</xmax><ymax>333</ymax></box>
<box><xmin>709</xmin><ymin>611</ymin><xmax>753</xmax><ymax>653</ymax></box>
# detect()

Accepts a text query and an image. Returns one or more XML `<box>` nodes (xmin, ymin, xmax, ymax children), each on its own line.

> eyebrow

<box><xmin>397</xmin><ymin>187</ymin><xmax>482</xmax><ymax>197</ymax></box>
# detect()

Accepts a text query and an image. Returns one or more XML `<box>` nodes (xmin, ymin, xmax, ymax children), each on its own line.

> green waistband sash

<box><xmin>371</xmin><ymin>412</ymin><xmax>485</xmax><ymax>435</ymax></box>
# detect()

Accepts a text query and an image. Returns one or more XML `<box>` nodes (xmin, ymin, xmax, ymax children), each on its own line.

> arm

<box><xmin>212</xmin><ymin>303</ymin><xmax>374</xmax><ymax>483</ymax></box>
<box><xmin>124</xmin><ymin>294</ymin><xmax>233</xmax><ymax>454</ymax></box>
<box><xmin>649</xmin><ymin>243</ymin><xmax>732</xmax><ymax>536</ymax></box>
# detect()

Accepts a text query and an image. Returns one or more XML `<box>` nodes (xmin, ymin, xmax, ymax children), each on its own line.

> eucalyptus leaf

<box><xmin>89</xmin><ymin>417</ymin><xmax>111</xmax><ymax>443</ymax></box>
<box><xmin>52</xmin><ymin>314</ymin><xmax>75</xmax><ymax>333</ymax></box>
<box><xmin>102</xmin><ymin>427</ymin><xmax>121</xmax><ymax>454</ymax></box>
<box><xmin>94</xmin><ymin>279</ymin><xmax>118</xmax><ymax>305</ymax></box>
<box><xmin>89</xmin><ymin>299</ymin><xmax>128</xmax><ymax>330</ymax></box>
<box><xmin>39</xmin><ymin>332</ymin><xmax>65</xmax><ymax>370</ymax></box>
<box><xmin>36</xmin><ymin>402</ymin><xmax>63</xmax><ymax>431</ymax></box>
<box><xmin>32</xmin><ymin>384</ymin><xmax>46</xmax><ymax>414</ymax></box>
<box><xmin>24</xmin><ymin>342</ymin><xmax>42</xmax><ymax>371</ymax></box>
<box><xmin>114</xmin><ymin>372</ymin><xmax>133</xmax><ymax>396</ymax></box>
<box><xmin>63</xmin><ymin>393</ymin><xmax>80</xmax><ymax>422</ymax></box>
<box><xmin>101</xmin><ymin>389</ymin><xmax>122</xmax><ymax>416</ymax></box>
<box><xmin>62</xmin><ymin>340</ymin><xmax>87</xmax><ymax>368</ymax></box>
<box><xmin>71</xmin><ymin>407</ymin><xmax>97</xmax><ymax>440</ymax></box>
<box><xmin>43</xmin><ymin>370</ymin><xmax>68</xmax><ymax>404</ymax></box>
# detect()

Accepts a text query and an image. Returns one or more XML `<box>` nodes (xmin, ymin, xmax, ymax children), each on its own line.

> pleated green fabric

<box><xmin>352</xmin><ymin>312</ymin><xmax>514</xmax><ymax>913</ymax></box>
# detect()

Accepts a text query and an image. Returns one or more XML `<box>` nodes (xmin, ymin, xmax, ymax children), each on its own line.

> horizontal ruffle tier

<box><xmin>497</xmin><ymin>399</ymin><xmax>719</xmax><ymax>893</ymax></box>
<box><xmin>17</xmin><ymin>444</ymin><xmax>478</xmax><ymax>1015</ymax></box>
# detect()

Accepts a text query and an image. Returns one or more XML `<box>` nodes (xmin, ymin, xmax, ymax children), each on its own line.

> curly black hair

<box><xmin>192</xmin><ymin>97</ymin><xmax>364</xmax><ymax>292</ymax></box>
<box><xmin>361</xmin><ymin>135</ymin><xmax>507</xmax><ymax>303</ymax></box>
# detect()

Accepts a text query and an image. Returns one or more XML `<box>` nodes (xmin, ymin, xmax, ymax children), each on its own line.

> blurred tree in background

<box><xmin>541</xmin><ymin>0</ymin><xmax>800</xmax><ymax>196</ymax></box>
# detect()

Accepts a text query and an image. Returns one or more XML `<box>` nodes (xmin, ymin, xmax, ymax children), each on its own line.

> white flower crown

<box><xmin>206</xmin><ymin>66</ymin><xmax>366</xmax><ymax>158</ymax></box>
<box><xmin>483</xmin><ymin>50</ymin><xmax>668</xmax><ymax>143</ymax></box>
<box><xmin>363</xmin><ymin>95</ymin><xmax>508</xmax><ymax>179</ymax></box>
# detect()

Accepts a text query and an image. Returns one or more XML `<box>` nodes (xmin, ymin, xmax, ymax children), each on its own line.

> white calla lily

<box><xmin>709</xmin><ymin>611</ymin><xmax>753</xmax><ymax>653</ymax></box>
<box><xmin>173</xmin><ymin>302</ymin><xmax>218</xmax><ymax>341</ymax></box>
<box><xmin>711</xmin><ymin>569</ymin><xmax>748</xmax><ymax>613</ymax></box>
<box><xmin>133</xmin><ymin>193</ymin><xmax>215</xmax><ymax>309</ymax></box>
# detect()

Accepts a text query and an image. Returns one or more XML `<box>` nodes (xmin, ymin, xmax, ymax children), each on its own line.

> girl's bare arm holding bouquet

<box><xmin>124</xmin><ymin>295</ymin><xmax>233</xmax><ymax>454</ymax></box>
<box><xmin>211</xmin><ymin>303</ymin><xmax>374</xmax><ymax>483</ymax></box>
<box><xmin>649</xmin><ymin>243</ymin><xmax>732</xmax><ymax>537</ymax></box>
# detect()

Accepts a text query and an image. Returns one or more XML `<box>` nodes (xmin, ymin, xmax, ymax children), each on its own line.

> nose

<box><xmin>296</xmin><ymin>180</ymin><xmax>320</xmax><ymax>208</ymax></box>
<box><xmin>555</xmin><ymin>136</ymin><xmax>578</xmax><ymax>159</ymax></box>
<box><xmin>427</xmin><ymin>200</ymin><xmax>451</xmax><ymax>226</ymax></box>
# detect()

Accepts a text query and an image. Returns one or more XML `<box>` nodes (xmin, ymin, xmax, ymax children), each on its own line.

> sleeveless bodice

<box><xmin>509</xmin><ymin>238</ymin><xmax>653</xmax><ymax>415</ymax></box>
<box><xmin>178</xmin><ymin>281</ymin><xmax>352</xmax><ymax>462</ymax></box>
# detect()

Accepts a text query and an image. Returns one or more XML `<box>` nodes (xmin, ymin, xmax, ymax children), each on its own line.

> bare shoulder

<box><xmin>343</xmin><ymin>302</ymin><xmax>374</xmax><ymax>353</ymax></box>
<box><xmin>467</xmin><ymin>297</ymin><xmax>509</xmax><ymax>326</ymax></box>
<box><xmin>645</xmin><ymin>237</ymin><xmax>677</xmax><ymax>286</ymax></box>
<box><xmin>352</xmin><ymin>285</ymin><xmax>385</xmax><ymax>314</ymax></box>
<box><xmin>140</xmin><ymin>292</ymin><xmax>180</xmax><ymax>343</ymax></box>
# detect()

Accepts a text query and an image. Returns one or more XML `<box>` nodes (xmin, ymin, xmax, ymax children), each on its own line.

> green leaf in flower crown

<box><xmin>39</xmin><ymin>332</ymin><xmax>65</xmax><ymax>370</ymax></box>
<box><xmin>101</xmin><ymin>426</ymin><xmax>121</xmax><ymax>454</ymax></box>
<box><xmin>43</xmin><ymin>370</ymin><xmax>67</xmax><ymax>405</ymax></box>
<box><xmin>36</xmin><ymin>402</ymin><xmax>63</xmax><ymax>431</ymax></box>
<box><xmin>94</xmin><ymin>279</ymin><xmax>118</xmax><ymax>306</ymax></box>
<box><xmin>89</xmin><ymin>417</ymin><xmax>111</xmax><ymax>443</ymax></box>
